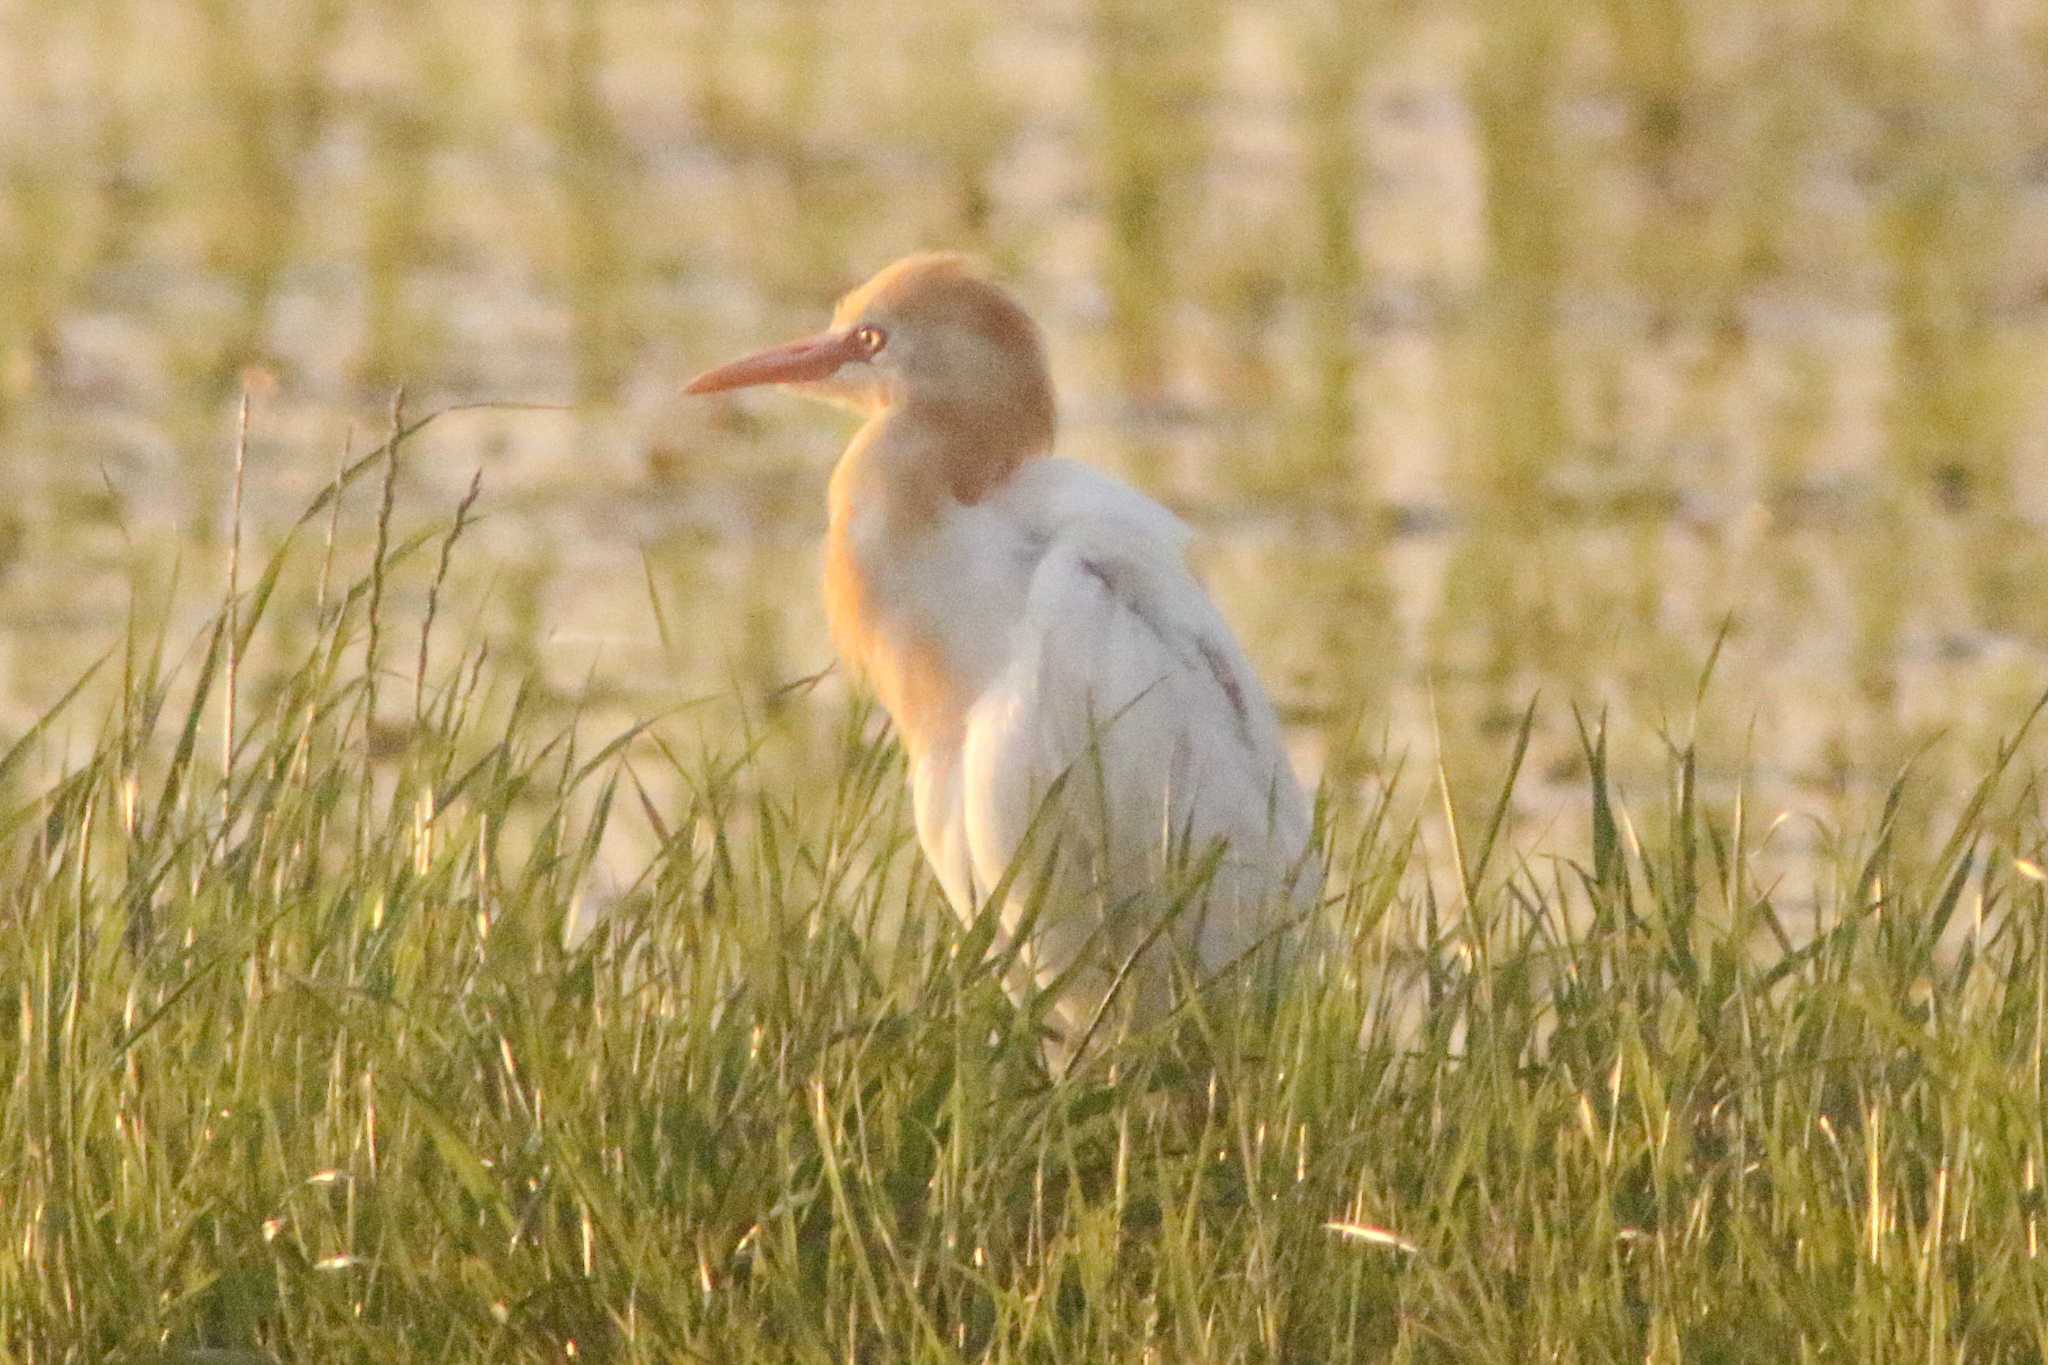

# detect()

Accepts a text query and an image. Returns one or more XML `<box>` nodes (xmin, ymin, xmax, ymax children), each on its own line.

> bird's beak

<box><xmin>683</xmin><ymin>329</ymin><xmax>865</xmax><ymax>395</ymax></box>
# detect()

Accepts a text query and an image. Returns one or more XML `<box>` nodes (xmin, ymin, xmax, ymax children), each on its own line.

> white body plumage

<box><xmin>874</xmin><ymin>457</ymin><xmax>1315</xmax><ymax>1040</ymax></box>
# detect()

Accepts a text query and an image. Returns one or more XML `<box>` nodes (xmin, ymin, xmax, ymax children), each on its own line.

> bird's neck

<box><xmin>822</xmin><ymin>403</ymin><xmax>1044</xmax><ymax>759</ymax></box>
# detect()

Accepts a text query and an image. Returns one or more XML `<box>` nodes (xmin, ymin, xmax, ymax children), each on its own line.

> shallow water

<box><xmin>2</xmin><ymin>0</ymin><xmax>2046</xmax><ymax>890</ymax></box>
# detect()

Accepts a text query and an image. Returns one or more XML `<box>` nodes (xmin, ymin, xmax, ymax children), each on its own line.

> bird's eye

<box><xmin>853</xmin><ymin>324</ymin><xmax>887</xmax><ymax>357</ymax></box>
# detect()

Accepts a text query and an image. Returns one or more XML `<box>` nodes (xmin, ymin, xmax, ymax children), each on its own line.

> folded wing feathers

<box><xmin>1001</xmin><ymin>460</ymin><xmax>1308</xmax><ymax>859</ymax></box>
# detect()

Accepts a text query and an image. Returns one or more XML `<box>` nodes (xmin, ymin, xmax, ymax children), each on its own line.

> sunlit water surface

<box><xmin>3</xmin><ymin>0</ymin><xmax>2046</xmax><ymax>898</ymax></box>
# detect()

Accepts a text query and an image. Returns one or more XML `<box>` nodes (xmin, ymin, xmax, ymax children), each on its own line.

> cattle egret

<box><xmin>686</xmin><ymin>253</ymin><xmax>1318</xmax><ymax>1058</ymax></box>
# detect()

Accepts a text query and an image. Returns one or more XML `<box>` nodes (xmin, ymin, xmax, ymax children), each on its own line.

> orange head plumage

<box><xmin>686</xmin><ymin>253</ymin><xmax>1056</xmax><ymax>496</ymax></box>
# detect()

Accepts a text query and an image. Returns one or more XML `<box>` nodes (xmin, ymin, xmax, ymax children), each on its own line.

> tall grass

<box><xmin>3</xmin><ymin>410</ymin><xmax>2047</xmax><ymax>1361</ymax></box>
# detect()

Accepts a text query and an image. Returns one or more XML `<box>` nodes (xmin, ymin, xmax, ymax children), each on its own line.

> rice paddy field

<box><xmin>5</xmin><ymin>0</ymin><xmax>2048</xmax><ymax>1358</ymax></box>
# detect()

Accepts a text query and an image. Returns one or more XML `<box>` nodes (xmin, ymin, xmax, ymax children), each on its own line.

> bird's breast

<box><xmin>824</xmin><ymin>486</ymin><xmax>1035</xmax><ymax>762</ymax></box>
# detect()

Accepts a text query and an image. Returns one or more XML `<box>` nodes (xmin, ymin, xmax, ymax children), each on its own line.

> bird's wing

<box><xmin>957</xmin><ymin>461</ymin><xmax>1316</xmax><ymax>999</ymax></box>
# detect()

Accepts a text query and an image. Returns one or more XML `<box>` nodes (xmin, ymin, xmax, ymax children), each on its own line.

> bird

<box><xmin>686</xmin><ymin>253</ymin><xmax>1318</xmax><ymax>1060</ymax></box>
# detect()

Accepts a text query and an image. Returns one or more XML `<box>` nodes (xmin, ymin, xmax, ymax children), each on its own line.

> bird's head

<box><xmin>685</xmin><ymin>253</ymin><xmax>1056</xmax><ymax>457</ymax></box>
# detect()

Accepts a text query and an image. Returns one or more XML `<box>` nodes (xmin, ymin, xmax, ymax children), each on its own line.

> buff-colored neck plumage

<box><xmin>818</xmin><ymin>257</ymin><xmax>1056</xmax><ymax>758</ymax></box>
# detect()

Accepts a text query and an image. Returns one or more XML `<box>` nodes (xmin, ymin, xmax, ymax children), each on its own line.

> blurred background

<box><xmin>2</xmin><ymin>0</ymin><xmax>2046</xmax><ymax>879</ymax></box>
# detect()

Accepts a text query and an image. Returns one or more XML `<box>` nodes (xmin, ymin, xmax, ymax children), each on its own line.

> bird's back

<box><xmin>914</xmin><ymin>459</ymin><xmax>1319</xmax><ymax>1052</ymax></box>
